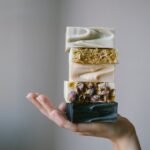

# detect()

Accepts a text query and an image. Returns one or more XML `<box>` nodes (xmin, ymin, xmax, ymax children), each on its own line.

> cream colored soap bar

<box><xmin>69</xmin><ymin>62</ymin><xmax>115</xmax><ymax>82</ymax></box>
<box><xmin>69</xmin><ymin>49</ymin><xmax>115</xmax><ymax>82</ymax></box>
<box><xmin>66</xmin><ymin>27</ymin><xmax>115</xmax><ymax>52</ymax></box>
<box><xmin>64</xmin><ymin>81</ymin><xmax>116</xmax><ymax>103</ymax></box>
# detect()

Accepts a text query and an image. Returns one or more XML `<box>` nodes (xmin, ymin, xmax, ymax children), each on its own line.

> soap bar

<box><xmin>69</xmin><ymin>61</ymin><xmax>115</xmax><ymax>82</ymax></box>
<box><xmin>66</xmin><ymin>102</ymin><xmax>118</xmax><ymax>123</ymax></box>
<box><xmin>64</xmin><ymin>26</ymin><xmax>119</xmax><ymax>123</ymax></box>
<box><xmin>69</xmin><ymin>48</ymin><xmax>116</xmax><ymax>82</ymax></box>
<box><xmin>66</xmin><ymin>27</ymin><xmax>115</xmax><ymax>52</ymax></box>
<box><xmin>70</xmin><ymin>48</ymin><xmax>118</xmax><ymax>64</ymax></box>
<box><xmin>64</xmin><ymin>81</ymin><xmax>116</xmax><ymax>103</ymax></box>
<box><xmin>69</xmin><ymin>62</ymin><xmax>115</xmax><ymax>82</ymax></box>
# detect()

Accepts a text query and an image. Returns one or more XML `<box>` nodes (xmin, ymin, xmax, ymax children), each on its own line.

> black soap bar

<box><xmin>66</xmin><ymin>102</ymin><xmax>118</xmax><ymax>123</ymax></box>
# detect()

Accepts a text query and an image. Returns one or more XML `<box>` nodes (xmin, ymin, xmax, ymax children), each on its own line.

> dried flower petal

<box><xmin>68</xmin><ymin>91</ymin><xmax>77</xmax><ymax>102</ymax></box>
<box><xmin>86</xmin><ymin>88</ymin><xmax>95</xmax><ymax>96</ymax></box>
<box><xmin>91</xmin><ymin>95</ymin><xmax>101</xmax><ymax>102</ymax></box>
<box><xmin>76</xmin><ymin>83</ymin><xmax>85</xmax><ymax>92</ymax></box>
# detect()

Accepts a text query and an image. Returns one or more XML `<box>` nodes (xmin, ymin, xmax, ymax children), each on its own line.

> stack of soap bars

<box><xmin>64</xmin><ymin>27</ymin><xmax>118</xmax><ymax>123</ymax></box>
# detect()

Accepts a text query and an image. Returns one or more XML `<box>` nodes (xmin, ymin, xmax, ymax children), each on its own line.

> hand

<box><xmin>26</xmin><ymin>92</ymin><xmax>141</xmax><ymax>150</ymax></box>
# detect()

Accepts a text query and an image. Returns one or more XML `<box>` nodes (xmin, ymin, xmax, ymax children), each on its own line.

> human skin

<box><xmin>26</xmin><ymin>92</ymin><xmax>141</xmax><ymax>150</ymax></box>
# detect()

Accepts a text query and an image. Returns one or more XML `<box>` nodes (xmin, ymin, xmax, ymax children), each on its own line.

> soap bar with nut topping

<box><xmin>70</xmin><ymin>48</ymin><xmax>118</xmax><ymax>64</ymax></box>
<box><xmin>64</xmin><ymin>81</ymin><xmax>116</xmax><ymax>103</ymax></box>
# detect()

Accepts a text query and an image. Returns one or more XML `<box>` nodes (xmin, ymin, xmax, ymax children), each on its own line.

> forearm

<box><xmin>112</xmin><ymin>129</ymin><xmax>141</xmax><ymax>150</ymax></box>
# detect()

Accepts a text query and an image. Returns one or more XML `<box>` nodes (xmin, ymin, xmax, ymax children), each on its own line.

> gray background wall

<box><xmin>0</xmin><ymin>0</ymin><xmax>150</xmax><ymax>150</ymax></box>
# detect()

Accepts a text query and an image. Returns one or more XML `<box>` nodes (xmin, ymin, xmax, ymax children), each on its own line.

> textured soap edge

<box><xmin>64</xmin><ymin>81</ymin><xmax>116</xmax><ymax>103</ymax></box>
<box><xmin>66</xmin><ymin>27</ymin><xmax>115</xmax><ymax>52</ymax></box>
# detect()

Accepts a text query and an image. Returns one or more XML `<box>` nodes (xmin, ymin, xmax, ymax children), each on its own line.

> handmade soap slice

<box><xmin>66</xmin><ymin>102</ymin><xmax>118</xmax><ymax>123</ymax></box>
<box><xmin>66</xmin><ymin>27</ymin><xmax>115</xmax><ymax>52</ymax></box>
<box><xmin>69</xmin><ymin>62</ymin><xmax>115</xmax><ymax>82</ymax></box>
<box><xmin>64</xmin><ymin>81</ymin><xmax>116</xmax><ymax>103</ymax></box>
<box><xmin>70</xmin><ymin>48</ymin><xmax>118</xmax><ymax>64</ymax></box>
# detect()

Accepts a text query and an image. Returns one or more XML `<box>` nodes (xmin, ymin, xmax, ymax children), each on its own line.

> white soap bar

<box><xmin>66</xmin><ymin>27</ymin><xmax>115</xmax><ymax>52</ymax></box>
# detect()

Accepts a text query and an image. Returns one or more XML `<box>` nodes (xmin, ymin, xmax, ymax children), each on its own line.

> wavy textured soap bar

<box><xmin>69</xmin><ymin>62</ymin><xmax>115</xmax><ymax>82</ymax></box>
<box><xmin>66</xmin><ymin>102</ymin><xmax>118</xmax><ymax>123</ymax></box>
<box><xmin>66</xmin><ymin>27</ymin><xmax>115</xmax><ymax>52</ymax></box>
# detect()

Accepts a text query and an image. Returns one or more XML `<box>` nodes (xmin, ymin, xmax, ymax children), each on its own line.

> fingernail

<box><xmin>36</xmin><ymin>95</ymin><xmax>42</xmax><ymax>101</ymax></box>
<box><xmin>26</xmin><ymin>93</ymin><xmax>32</xmax><ymax>99</ymax></box>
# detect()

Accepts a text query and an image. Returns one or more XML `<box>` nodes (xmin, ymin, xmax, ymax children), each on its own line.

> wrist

<box><xmin>112</xmin><ymin>126</ymin><xmax>141</xmax><ymax>150</ymax></box>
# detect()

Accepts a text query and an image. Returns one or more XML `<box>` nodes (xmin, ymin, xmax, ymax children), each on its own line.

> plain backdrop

<box><xmin>0</xmin><ymin>0</ymin><xmax>150</xmax><ymax>150</ymax></box>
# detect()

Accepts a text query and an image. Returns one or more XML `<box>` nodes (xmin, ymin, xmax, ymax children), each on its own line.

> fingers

<box><xmin>35</xmin><ymin>96</ymin><xmax>76</xmax><ymax>131</ymax></box>
<box><xmin>26</xmin><ymin>92</ymin><xmax>76</xmax><ymax>131</ymax></box>
<box><xmin>35</xmin><ymin>95</ymin><xmax>68</xmax><ymax>127</ymax></box>
<box><xmin>27</xmin><ymin>93</ymin><xmax>56</xmax><ymax>117</ymax></box>
<box><xmin>36</xmin><ymin>95</ymin><xmax>55</xmax><ymax>113</ymax></box>
<box><xmin>49</xmin><ymin>109</ymin><xmax>73</xmax><ymax>128</ymax></box>
<box><xmin>26</xmin><ymin>93</ymin><xmax>48</xmax><ymax>117</ymax></box>
<box><xmin>58</xmin><ymin>102</ymin><xmax>67</xmax><ymax>112</ymax></box>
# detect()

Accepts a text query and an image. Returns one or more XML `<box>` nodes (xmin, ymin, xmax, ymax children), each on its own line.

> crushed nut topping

<box><xmin>71</xmin><ymin>48</ymin><xmax>118</xmax><ymax>64</ymax></box>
